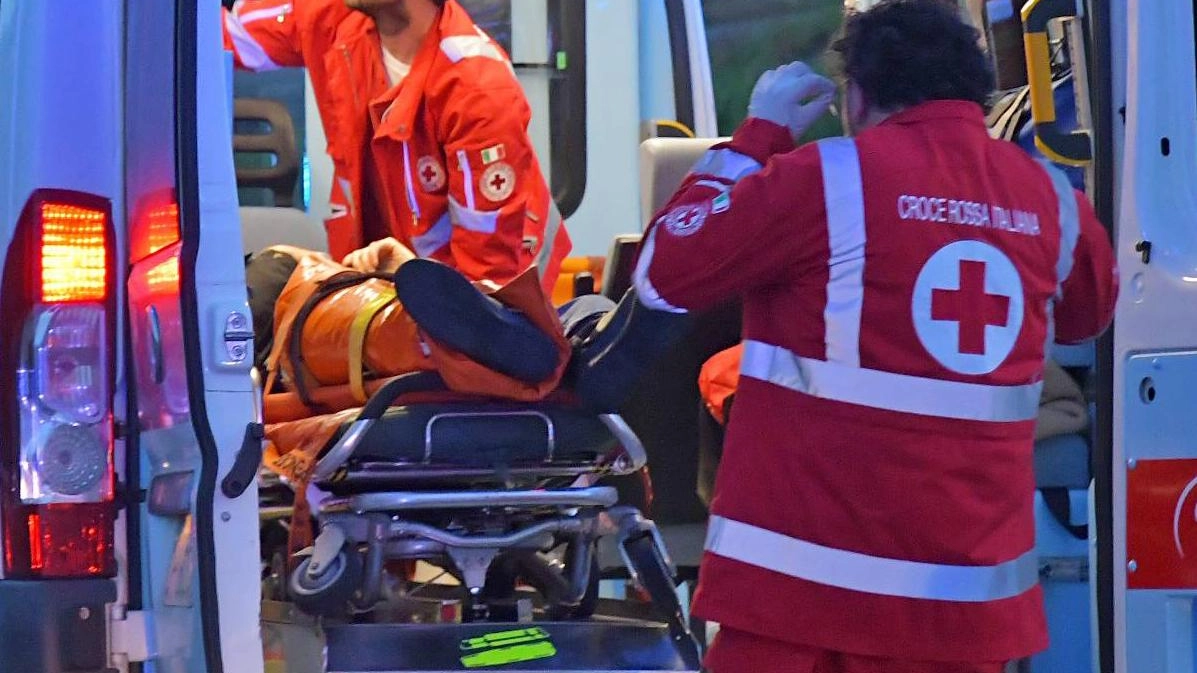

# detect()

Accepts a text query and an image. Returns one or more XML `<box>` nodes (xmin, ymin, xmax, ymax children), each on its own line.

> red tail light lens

<box><xmin>130</xmin><ymin>192</ymin><xmax>180</xmax><ymax>262</ymax></box>
<box><xmin>2</xmin><ymin>191</ymin><xmax>116</xmax><ymax>578</ymax></box>
<box><xmin>39</xmin><ymin>203</ymin><xmax>109</xmax><ymax>303</ymax></box>
<box><xmin>20</xmin><ymin>505</ymin><xmax>114</xmax><ymax>577</ymax></box>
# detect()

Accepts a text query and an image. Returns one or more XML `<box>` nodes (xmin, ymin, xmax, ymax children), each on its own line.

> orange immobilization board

<box><xmin>1127</xmin><ymin>458</ymin><xmax>1197</xmax><ymax>589</ymax></box>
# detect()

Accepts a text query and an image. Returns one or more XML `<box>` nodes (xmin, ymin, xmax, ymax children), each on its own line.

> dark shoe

<box><xmin>570</xmin><ymin>289</ymin><xmax>694</xmax><ymax>412</ymax></box>
<box><xmin>394</xmin><ymin>260</ymin><xmax>559</xmax><ymax>384</ymax></box>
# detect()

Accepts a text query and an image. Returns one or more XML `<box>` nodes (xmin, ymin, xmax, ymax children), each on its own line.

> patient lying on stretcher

<box><xmin>246</xmin><ymin>241</ymin><xmax>686</xmax><ymax>426</ymax></box>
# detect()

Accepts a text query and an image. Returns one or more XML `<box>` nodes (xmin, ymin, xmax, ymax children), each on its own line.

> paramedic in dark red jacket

<box><xmin>633</xmin><ymin>2</ymin><xmax>1118</xmax><ymax>671</ymax></box>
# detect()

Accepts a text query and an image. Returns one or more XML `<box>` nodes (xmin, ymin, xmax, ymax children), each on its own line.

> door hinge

<box><xmin>109</xmin><ymin>607</ymin><xmax>155</xmax><ymax>664</ymax></box>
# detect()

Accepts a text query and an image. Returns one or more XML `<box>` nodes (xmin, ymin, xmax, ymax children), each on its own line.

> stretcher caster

<box><xmin>289</xmin><ymin>550</ymin><xmax>363</xmax><ymax>618</ymax></box>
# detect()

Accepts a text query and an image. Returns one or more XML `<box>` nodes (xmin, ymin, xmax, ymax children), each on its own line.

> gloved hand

<box><xmin>341</xmin><ymin>237</ymin><xmax>417</xmax><ymax>274</ymax></box>
<box><xmin>747</xmin><ymin>61</ymin><xmax>837</xmax><ymax>142</ymax></box>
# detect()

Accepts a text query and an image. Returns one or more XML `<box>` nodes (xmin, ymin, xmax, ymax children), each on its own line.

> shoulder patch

<box><xmin>480</xmin><ymin>162</ymin><xmax>516</xmax><ymax>202</ymax></box>
<box><xmin>660</xmin><ymin>203</ymin><xmax>710</xmax><ymax>238</ymax></box>
<box><xmin>416</xmin><ymin>155</ymin><xmax>446</xmax><ymax>192</ymax></box>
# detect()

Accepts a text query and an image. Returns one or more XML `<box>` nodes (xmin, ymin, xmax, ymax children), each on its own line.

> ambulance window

<box><xmin>461</xmin><ymin>0</ymin><xmax>587</xmax><ymax>217</ymax></box>
<box><xmin>702</xmin><ymin>0</ymin><xmax>844</xmax><ymax>140</ymax></box>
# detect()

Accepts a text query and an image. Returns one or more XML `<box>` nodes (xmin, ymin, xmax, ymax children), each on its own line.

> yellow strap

<box><xmin>348</xmin><ymin>289</ymin><xmax>397</xmax><ymax>403</ymax></box>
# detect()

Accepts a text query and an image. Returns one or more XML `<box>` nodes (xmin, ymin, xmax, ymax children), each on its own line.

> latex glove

<box><xmin>747</xmin><ymin>61</ymin><xmax>837</xmax><ymax>142</ymax></box>
<box><xmin>341</xmin><ymin>237</ymin><xmax>416</xmax><ymax>274</ymax></box>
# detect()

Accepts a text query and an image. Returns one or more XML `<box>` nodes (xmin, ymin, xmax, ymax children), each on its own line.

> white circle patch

<box><xmin>660</xmin><ymin>203</ymin><xmax>709</xmax><ymax>238</ymax></box>
<box><xmin>480</xmin><ymin>162</ymin><xmax>516</xmax><ymax>202</ymax></box>
<box><xmin>911</xmin><ymin>240</ymin><xmax>1024</xmax><ymax>375</ymax></box>
<box><xmin>416</xmin><ymin>156</ymin><xmax>445</xmax><ymax>192</ymax></box>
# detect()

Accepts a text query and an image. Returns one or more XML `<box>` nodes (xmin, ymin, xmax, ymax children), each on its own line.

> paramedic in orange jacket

<box><xmin>223</xmin><ymin>0</ymin><xmax>570</xmax><ymax>293</ymax></box>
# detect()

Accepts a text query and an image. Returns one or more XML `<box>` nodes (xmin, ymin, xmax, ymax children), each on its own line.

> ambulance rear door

<box><xmin>123</xmin><ymin>0</ymin><xmax>262</xmax><ymax>671</ymax></box>
<box><xmin>1104</xmin><ymin>0</ymin><xmax>1197</xmax><ymax>670</ymax></box>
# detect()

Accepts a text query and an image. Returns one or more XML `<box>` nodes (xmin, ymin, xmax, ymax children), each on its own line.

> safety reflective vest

<box><xmin>635</xmin><ymin>102</ymin><xmax>1117</xmax><ymax>661</ymax></box>
<box><xmin>223</xmin><ymin>0</ymin><xmax>570</xmax><ymax>292</ymax></box>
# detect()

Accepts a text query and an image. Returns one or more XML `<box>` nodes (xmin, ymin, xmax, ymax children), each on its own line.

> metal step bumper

<box><xmin>325</xmin><ymin>620</ymin><xmax>701</xmax><ymax>673</ymax></box>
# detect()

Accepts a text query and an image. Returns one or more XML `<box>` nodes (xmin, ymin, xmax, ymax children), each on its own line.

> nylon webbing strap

<box><xmin>287</xmin><ymin>271</ymin><xmax>391</xmax><ymax>407</ymax></box>
<box><xmin>348</xmin><ymin>289</ymin><xmax>397</xmax><ymax>403</ymax></box>
<box><xmin>263</xmin><ymin>277</ymin><xmax>324</xmax><ymax>396</ymax></box>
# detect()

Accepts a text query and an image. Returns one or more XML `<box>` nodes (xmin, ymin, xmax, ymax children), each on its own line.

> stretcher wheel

<box><xmin>289</xmin><ymin>550</ymin><xmax>363</xmax><ymax>617</ymax></box>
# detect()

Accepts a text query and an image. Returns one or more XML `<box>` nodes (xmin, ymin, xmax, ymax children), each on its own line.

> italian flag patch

<box><xmin>480</xmin><ymin>144</ymin><xmax>506</xmax><ymax>165</ymax></box>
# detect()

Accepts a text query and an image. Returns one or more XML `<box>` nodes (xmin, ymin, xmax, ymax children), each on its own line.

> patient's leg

<box><xmin>569</xmin><ymin>290</ymin><xmax>694</xmax><ymax>412</ymax></box>
<box><xmin>558</xmin><ymin>293</ymin><xmax>618</xmax><ymax>343</ymax></box>
<box><xmin>394</xmin><ymin>259</ymin><xmax>563</xmax><ymax>384</ymax></box>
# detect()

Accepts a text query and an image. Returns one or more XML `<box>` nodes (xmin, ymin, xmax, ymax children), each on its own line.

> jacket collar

<box><xmin>879</xmin><ymin>100</ymin><xmax>987</xmax><ymax>129</ymax></box>
<box><xmin>369</xmin><ymin>0</ymin><xmax>479</xmax><ymax>141</ymax></box>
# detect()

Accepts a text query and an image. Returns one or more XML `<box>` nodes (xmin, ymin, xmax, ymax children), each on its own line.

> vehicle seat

<box><xmin>240</xmin><ymin>206</ymin><xmax>328</xmax><ymax>256</ymax></box>
<box><xmin>1034</xmin><ymin>341</ymin><xmax>1097</xmax><ymax>490</ymax></box>
<box><xmin>233</xmin><ymin>98</ymin><xmax>328</xmax><ymax>256</ymax></box>
<box><xmin>234</xmin><ymin>98</ymin><xmax>300</xmax><ymax>207</ymax></box>
<box><xmin>638</xmin><ymin>137</ymin><xmax>728</xmax><ymax>221</ymax></box>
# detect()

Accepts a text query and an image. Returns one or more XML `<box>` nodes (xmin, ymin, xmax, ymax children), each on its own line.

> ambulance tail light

<box><xmin>2</xmin><ymin>190</ymin><xmax>116</xmax><ymax>579</ymax></box>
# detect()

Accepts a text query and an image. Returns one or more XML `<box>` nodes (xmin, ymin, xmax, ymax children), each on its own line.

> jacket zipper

<box><xmin>340</xmin><ymin>45</ymin><xmax>362</xmax><ymax>110</ymax></box>
<box><xmin>402</xmin><ymin>142</ymin><xmax>422</xmax><ymax>220</ymax></box>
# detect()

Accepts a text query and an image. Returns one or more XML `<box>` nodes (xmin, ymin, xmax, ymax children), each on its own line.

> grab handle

<box><xmin>1021</xmin><ymin>0</ymin><xmax>1091</xmax><ymax>166</ymax></box>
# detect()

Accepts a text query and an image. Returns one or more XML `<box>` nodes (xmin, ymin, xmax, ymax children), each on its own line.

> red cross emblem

<box><xmin>416</xmin><ymin>156</ymin><xmax>444</xmax><ymax>191</ymax></box>
<box><xmin>930</xmin><ymin>260</ymin><xmax>1010</xmax><ymax>355</ymax></box>
<box><xmin>480</xmin><ymin>162</ymin><xmax>516</xmax><ymax>202</ymax></box>
<box><xmin>912</xmin><ymin>240</ymin><xmax>1024</xmax><ymax>375</ymax></box>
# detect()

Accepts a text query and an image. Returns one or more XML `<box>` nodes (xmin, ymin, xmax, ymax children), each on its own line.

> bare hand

<box><xmin>341</xmin><ymin>237</ymin><xmax>416</xmax><ymax>274</ymax></box>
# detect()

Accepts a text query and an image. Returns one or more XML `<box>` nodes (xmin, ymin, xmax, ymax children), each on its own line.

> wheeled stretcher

<box><xmin>268</xmin><ymin>371</ymin><xmax>700</xmax><ymax>673</ymax></box>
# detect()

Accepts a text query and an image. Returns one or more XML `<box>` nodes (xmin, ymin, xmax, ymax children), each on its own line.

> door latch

<box><xmin>222</xmin><ymin>422</ymin><xmax>265</xmax><ymax>498</ymax></box>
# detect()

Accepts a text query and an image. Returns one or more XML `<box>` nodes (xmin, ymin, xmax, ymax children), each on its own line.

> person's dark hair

<box><xmin>830</xmin><ymin>0</ymin><xmax>995</xmax><ymax>110</ymax></box>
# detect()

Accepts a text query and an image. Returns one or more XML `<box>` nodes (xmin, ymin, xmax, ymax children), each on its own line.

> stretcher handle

<box><xmin>358</xmin><ymin>371</ymin><xmax>448</xmax><ymax>421</ymax></box>
<box><xmin>1021</xmin><ymin>0</ymin><xmax>1092</xmax><ymax>166</ymax></box>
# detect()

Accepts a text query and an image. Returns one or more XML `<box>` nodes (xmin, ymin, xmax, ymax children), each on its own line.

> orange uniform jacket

<box><xmin>223</xmin><ymin>0</ymin><xmax>570</xmax><ymax>292</ymax></box>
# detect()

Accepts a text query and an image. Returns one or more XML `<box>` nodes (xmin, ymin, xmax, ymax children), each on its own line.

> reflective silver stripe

<box><xmin>412</xmin><ymin>212</ymin><xmax>453</xmax><ymax>258</ymax></box>
<box><xmin>1038</xmin><ymin>160</ymin><xmax>1080</xmax><ymax>294</ymax></box>
<box><xmin>534</xmin><ymin>201</ymin><xmax>564</xmax><ymax>279</ymax></box>
<box><xmin>691</xmin><ymin>149</ymin><xmax>762</xmax><ymax>183</ymax></box>
<box><xmin>440</xmin><ymin>31</ymin><xmax>514</xmax><ymax>73</ymax></box>
<box><xmin>456</xmin><ymin>149</ymin><xmax>476</xmax><ymax>210</ymax></box>
<box><xmin>336</xmin><ymin>177</ymin><xmax>355</xmax><ymax>218</ymax></box>
<box><xmin>694</xmin><ymin>179</ymin><xmax>732</xmax><ymax>193</ymax></box>
<box><xmin>223</xmin><ymin>11</ymin><xmax>281</xmax><ymax>71</ymax></box>
<box><xmin>818</xmin><ymin>138</ymin><xmax>867</xmax><ymax>367</ymax></box>
<box><xmin>705</xmin><ymin>516</ymin><xmax>1039</xmax><ymax>603</ymax></box>
<box><xmin>401</xmin><ymin>142</ymin><xmax>421</xmax><ymax>218</ymax></box>
<box><xmin>740</xmin><ymin>340</ymin><xmax>1042</xmax><ymax>422</ymax></box>
<box><xmin>632</xmin><ymin>229</ymin><xmax>687</xmax><ymax>314</ymax></box>
<box><xmin>234</xmin><ymin>1</ymin><xmax>292</xmax><ymax>26</ymax></box>
<box><xmin>447</xmin><ymin>196</ymin><xmax>498</xmax><ymax>233</ymax></box>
